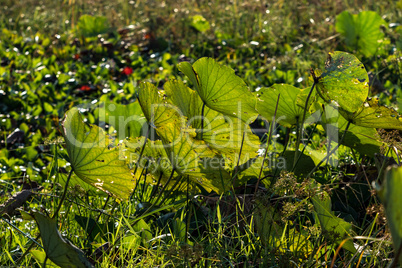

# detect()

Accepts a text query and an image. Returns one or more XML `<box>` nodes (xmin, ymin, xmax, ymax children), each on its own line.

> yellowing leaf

<box><xmin>138</xmin><ymin>82</ymin><xmax>184</xmax><ymax>129</ymax></box>
<box><xmin>158</xmin><ymin>122</ymin><xmax>232</xmax><ymax>193</ymax></box>
<box><xmin>62</xmin><ymin>108</ymin><xmax>134</xmax><ymax>200</ymax></box>
<box><xmin>164</xmin><ymin>79</ymin><xmax>260</xmax><ymax>165</ymax></box>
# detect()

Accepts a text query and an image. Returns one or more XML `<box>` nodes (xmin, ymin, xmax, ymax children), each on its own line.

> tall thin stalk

<box><xmin>255</xmin><ymin>94</ymin><xmax>280</xmax><ymax>194</ymax></box>
<box><xmin>53</xmin><ymin>168</ymin><xmax>73</xmax><ymax>219</ymax></box>
<box><xmin>293</xmin><ymin>69</ymin><xmax>317</xmax><ymax>170</ymax></box>
<box><xmin>200</xmin><ymin>102</ymin><xmax>206</xmax><ymax>140</ymax></box>
<box><xmin>307</xmin><ymin>121</ymin><xmax>351</xmax><ymax>178</ymax></box>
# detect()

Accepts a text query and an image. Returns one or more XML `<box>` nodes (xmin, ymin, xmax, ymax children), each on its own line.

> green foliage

<box><xmin>336</xmin><ymin>11</ymin><xmax>386</xmax><ymax>57</ymax></box>
<box><xmin>316</xmin><ymin>51</ymin><xmax>369</xmax><ymax>114</ymax></box>
<box><xmin>94</xmin><ymin>99</ymin><xmax>146</xmax><ymax>139</ymax></box>
<box><xmin>312</xmin><ymin>191</ymin><xmax>356</xmax><ymax>253</ymax></box>
<box><xmin>62</xmin><ymin>108</ymin><xmax>134</xmax><ymax>199</ymax></box>
<box><xmin>190</xmin><ymin>15</ymin><xmax>210</xmax><ymax>33</ymax></box>
<box><xmin>256</xmin><ymin>84</ymin><xmax>307</xmax><ymax>127</ymax></box>
<box><xmin>377</xmin><ymin>166</ymin><xmax>402</xmax><ymax>265</ymax></box>
<box><xmin>179</xmin><ymin>58</ymin><xmax>258</xmax><ymax>123</ymax></box>
<box><xmin>32</xmin><ymin>212</ymin><xmax>94</xmax><ymax>267</ymax></box>
<box><xmin>76</xmin><ymin>15</ymin><xmax>111</xmax><ymax>38</ymax></box>
<box><xmin>1</xmin><ymin>3</ymin><xmax>401</xmax><ymax>267</ymax></box>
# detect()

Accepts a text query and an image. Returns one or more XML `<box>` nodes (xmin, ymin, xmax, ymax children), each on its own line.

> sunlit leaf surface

<box><xmin>164</xmin><ymin>79</ymin><xmax>260</xmax><ymax>165</ymax></box>
<box><xmin>336</xmin><ymin>11</ymin><xmax>386</xmax><ymax>57</ymax></box>
<box><xmin>62</xmin><ymin>108</ymin><xmax>134</xmax><ymax>199</ymax></box>
<box><xmin>316</xmin><ymin>51</ymin><xmax>369</xmax><ymax>114</ymax></box>
<box><xmin>321</xmin><ymin>105</ymin><xmax>382</xmax><ymax>157</ymax></box>
<box><xmin>343</xmin><ymin>98</ymin><xmax>402</xmax><ymax>130</ymax></box>
<box><xmin>257</xmin><ymin>84</ymin><xmax>307</xmax><ymax>128</ymax></box>
<box><xmin>179</xmin><ymin>58</ymin><xmax>258</xmax><ymax>123</ymax></box>
<box><xmin>95</xmin><ymin>99</ymin><xmax>146</xmax><ymax>139</ymax></box>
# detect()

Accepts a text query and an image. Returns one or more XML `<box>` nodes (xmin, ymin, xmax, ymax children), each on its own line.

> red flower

<box><xmin>79</xmin><ymin>85</ymin><xmax>91</xmax><ymax>91</ymax></box>
<box><xmin>122</xmin><ymin>66</ymin><xmax>133</xmax><ymax>75</ymax></box>
<box><xmin>74</xmin><ymin>54</ymin><xmax>80</xmax><ymax>60</ymax></box>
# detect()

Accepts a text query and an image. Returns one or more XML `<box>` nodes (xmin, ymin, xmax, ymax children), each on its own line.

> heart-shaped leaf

<box><xmin>316</xmin><ymin>51</ymin><xmax>369</xmax><ymax>114</ymax></box>
<box><xmin>62</xmin><ymin>108</ymin><xmax>134</xmax><ymax>199</ymax></box>
<box><xmin>179</xmin><ymin>58</ymin><xmax>258</xmax><ymax>123</ymax></box>
<box><xmin>32</xmin><ymin>211</ymin><xmax>94</xmax><ymax>268</ymax></box>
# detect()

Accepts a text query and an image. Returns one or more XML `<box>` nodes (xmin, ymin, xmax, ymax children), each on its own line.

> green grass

<box><xmin>1</xmin><ymin>0</ymin><xmax>402</xmax><ymax>267</ymax></box>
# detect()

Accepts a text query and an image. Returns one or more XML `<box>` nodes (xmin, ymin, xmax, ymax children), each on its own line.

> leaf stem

<box><xmin>0</xmin><ymin>217</ymin><xmax>43</xmax><ymax>249</ymax></box>
<box><xmin>53</xmin><ymin>168</ymin><xmax>73</xmax><ymax>219</ymax></box>
<box><xmin>255</xmin><ymin>94</ymin><xmax>280</xmax><ymax>194</ymax></box>
<box><xmin>232</xmin><ymin>128</ymin><xmax>246</xmax><ymax>185</ymax></box>
<box><xmin>307</xmin><ymin>121</ymin><xmax>351</xmax><ymax>178</ymax></box>
<box><xmin>133</xmin><ymin>123</ymin><xmax>150</xmax><ymax>176</ymax></box>
<box><xmin>200</xmin><ymin>102</ymin><xmax>206</xmax><ymax>140</ymax></box>
<box><xmin>86</xmin><ymin>195</ymin><xmax>110</xmax><ymax>242</ymax></box>
<box><xmin>294</xmin><ymin>74</ymin><xmax>317</xmax><ymax>170</ymax></box>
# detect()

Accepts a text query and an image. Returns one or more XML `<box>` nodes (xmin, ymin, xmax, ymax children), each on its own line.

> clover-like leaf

<box><xmin>312</xmin><ymin>191</ymin><xmax>356</xmax><ymax>253</ymax></box>
<box><xmin>257</xmin><ymin>84</ymin><xmax>307</xmax><ymax>128</ymax></box>
<box><xmin>179</xmin><ymin>58</ymin><xmax>258</xmax><ymax>123</ymax></box>
<box><xmin>32</xmin><ymin>211</ymin><xmax>94</xmax><ymax>268</ymax></box>
<box><xmin>316</xmin><ymin>51</ymin><xmax>369</xmax><ymax>114</ymax></box>
<box><xmin>336</xmin><ymin>11</ymin><xmax>386</xmax><ymax>57</ymax></box>
<box><xmin>62</xmin><ymin>108</ymin><xmax>134</xmax><ymax>199</ymax></box>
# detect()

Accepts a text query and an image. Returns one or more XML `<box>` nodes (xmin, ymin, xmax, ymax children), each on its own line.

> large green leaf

<box><xmin>94</xmin><ymin>99</ymin><xmax>146</xmax><ymax>139</ymax></box>
<box><xmin>321</xmin><ymin>105</ymin><xmax>382</xmax><ymax>157</ymax></box>
<box><xmin>62</xmin><ymin>108</ymin><xmax>134</xmax><ymax>199</ymax></box>
<box><xmin>342</xmin><ymin>98</ymin><xmax>402</xmax><ymax>130</ymax></box>
<box><xmin>157</xmin><ymin>122</ymin><xmax>232</xmax><ymax>193</ymax></box>
<box><xmin>138</xmin><ymin>82</ymin><xmax>184</xmax><ymax>129</ymax></box>
<box><xmin>377</xmin><ymin>166</ymin><xmax>402</xmax><ymax>265</ymax></box>
<box><xmin>125</xmin><ymin>137</ymin><xmax>174</xmax><ymax>185</ymax></box>
<box><xmin>179</xmin><ymin>58</ymin><xmax>258</xmax><ymax>123</ymax></box>
<box><xmin>316</xmin><ymin>51</ymin><xmax>369</xmax><ymax>114</ymax></box>
<box><xmin>256</xmin><ymin>84</ymin><xmax>306</xmax><ymax>128</ymax></box>
<box><xmin>312</xmin><ymin>191</ymin><xmax>356</xmax><ymax>253</ymax></box>
<box><xmin>336</xmin><ymin>11</ymin><xmax>386</xmax><ymax>57</ymax></box>
<box><xmin>31</xmin><ymin>250</ymin><xmax>59</xmax><ymax>267</ymax></box>
<box><xmin>163</xmin><ymin>79</ymin><xmax>260</xmax><ymax>165</ymax></box>
<box><xmin>32</xmin><ymin>212</ymin><xmax>94</xmax><ymax>268</ymax></box>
